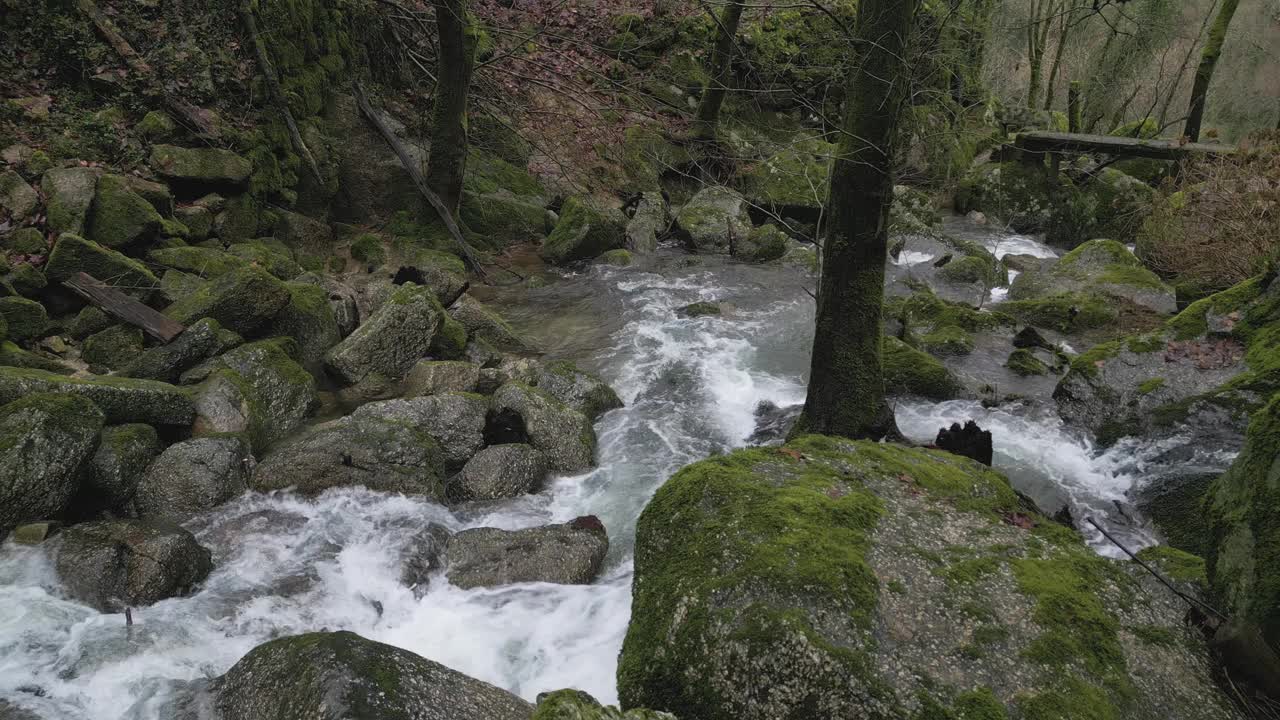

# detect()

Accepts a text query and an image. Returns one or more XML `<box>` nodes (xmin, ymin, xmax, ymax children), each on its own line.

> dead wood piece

<box><xmin>63</xmin><ymin>273</ymin><xmax>186</xmax><ymax>343</ymax></box>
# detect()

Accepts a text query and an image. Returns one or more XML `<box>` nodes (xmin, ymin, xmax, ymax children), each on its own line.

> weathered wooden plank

<box><xmin>63</xmin><ymin>273</ymin><xmax>186</xmax><ymax>343</ymax></box>
<box><xmin>1015</xmin><ymin>131</ymin><xmax>1234</xmax><ymax>161</ymax></box>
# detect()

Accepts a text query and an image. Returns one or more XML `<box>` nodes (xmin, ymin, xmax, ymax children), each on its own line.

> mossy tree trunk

<box><xmin>790</xmin><ymin>0</ymin><xmax>920</xmax><ymax>442</ymax></box>
<box><xmin>693</xmin><ymin>0</ymin><xmax>746</xmax><ymax>141</ymax></box>
<box><xmin>1183</xmin><ymin>0</ymin><xmax>1239</xmax><ymax>142</ymax></box>
<box><xmin>427</xmin><ymin>0</ymin><xmax>478</xmax><ymax>215</ymax></box>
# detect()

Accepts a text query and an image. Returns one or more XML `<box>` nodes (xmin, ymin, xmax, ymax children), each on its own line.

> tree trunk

<box><xmin>427</xmin><ymin>0</ymin><xmax>478</xmax><ymax>215</ymax></box>
<box><xmin>1026</xmin><ymin>0</ymin><xmax>1057</xmax><ymax>109</ymax></box>
<box><xmin>694</xmin><ymin>1</ymin><xmax>745</xmax><ymax>141</ymax></box>
<box><xmin>789</xmin><ymin>0</ymin><xmax>920</xmax><ymax>441</ymax></box>
<box><xmin>1067</xmin><ymin>80</ymin><xmax>1082</xmax><ymax>133</ymax></box>
<box><xmin>1158</xmin><ymin>0</ymin><xmax>1219</xmax><ymax>128</ymax></box>
<box><xmin>1184</xmin><ymin>0</ymin><xmax>1239</xmax><ymax>142</ymax></box>
<box><xmin>1042</xmin><ymin>3</ymin><xmax>1074</xmax><ymax>111</ymax></box>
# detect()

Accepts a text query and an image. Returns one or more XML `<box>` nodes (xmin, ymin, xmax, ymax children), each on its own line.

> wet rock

<box><xmin>1009</xmin><ymin>239</ymin><xmax>1175</xmax><ymax>315</ymax></box>
<box><xmin>448</xmin><ymin>444</ymin><xmax>547</xmax><ymax>502</ymax></box>
<box><xmin>120</xmin><ymin>318</ymin><xmax>241</xmax><ymax>383</ymax></box>
<box><xmin>1001</xmin><ymin>253</ymin><xmax>1046</xmax><ymax>273</ymax></box>
<box><xmin>83</xmin><ymin>424</ymin><xmax>161</xmax><ymax>512</ymax></box>
<box><xmin>934</xmin><ymin>420</ymin><xmax>993</xmax><ymax>466</ymax></box>
<box><xmin>534</xmin><ymin>689</ymin><xmax>675</xmax><ymax>720</ymax></box>
<box><xmin>0</xmin><ymin>393</ymin><xmax>104</xmax><ymax>535</ymax></box>
<box><xmin>618</xmin><ymin>437</ymin><xmax>1243</xmax><ymax>720</ymax></box>
<box><xmin>674</xmin><ymin>186</ymin><xmax>751</xmax><ymax>253</ymax></box>
<box><xmin>353</xmin><ymin>393</ymin><xmax>487</xmax><ymax>472</ymax></box>
<box><xmin>400</xmin><ymin>523</ymin><xmax>453</xmax><ymax>593</ymax></box>
<box><xmin>1131</xmin><ymin>471</ymin><xmax>1215</xmax><ymax>556</ymax></box>
<box><xmin>1012</xmin><ymin>326</ymin><xmax>1052</xmax><ymax>350</ymax></box>
<box><xmin>625</xmin><ymin>191</ymin><xmax>668</xmax><ymax>253</ymax></box>
<box><xmin>404</xmin><ymin>360</ymin><xmax>481</xmax><ymax>396</ymax></box>
<box><xmin>884</xmin><ymin>335</ymin><xmax>962</xmax><ymax>400</ymax></box>
<box><xmin>540</xmin><ymin>196</ymin><xmax>627</xmax><ymax>266</ymax></box>
<box><xmin>12</xmin><ymin>521</ymin><xmax>62</xmax><ymax>545</ymax></box>
<box><xmin>737</xmin><ymin>223</ymin><xmax>789</xmax><ymax>262</ymax></box>
<box><xmin>0</xmin><ymin>369</ymin><xmax>195</xmax><ymax>426</ymax></box>
<box><xmin>677</xmin><ymin>301</ymin><xmax>721</xmax><ymax>318</ymax></box>
<box><xmin>186</xmin><ymin>338</ymin><xmax>317</xmax><ymax>450</ymax></box>
<box><xmin>392</xmin><ymin>248</ymin><xmax>469</xmax><ymax>306</ymax></box>
<box><xmin>200</xmin><ymin>631</ymin><xmax>533</xmax><ymax>720</ymax></box>
<box><xmin>134</xmin><ymin>436</ymin><xmax>253</xmax><ymax>522</ymax></box>
<box><xmin>165</xmin><ymin>265</ymin><xmax>291</xmax><ymax>338</ymax></box>
<box><xmin>448</xmin><ymin>294</ymin><xmax>528</xmax><ymax>351</ymax></box>
<box><xmin>44</xmin><ymin>233</ymin><xmax>159</xmax><ymax>299</ymax></box>
<box><xmin>252</xmin><ymin>413</ymin><xmax>445</xmax><ymax>497</ymax></box>
<box><xmin>52</xmin><ymin>519</ymin><xmax>212</xmax><ymax>612</ymax></box>
<box><xmin>490</xmin><ymin>382</ymin><xmax>595</xmax><ymax>473</ymax></box>
<box><xmin>0</xmin><ymin>698</ymin><xmax>43</xmax><ymax>720</ymax></box>
<box><xmin>42</xmin><ymin>167</ymin><xmax>99</xmax><ymax>235</ymax></box>
<box><xmin>445</xmin><ymin>516</ymin><xmax>609</xmax><ymax>589</ymax></box>
<box><xmin>747</xmin><ymin>400</ymin><xmax>802</xmax><ymax>445</ymax></box>
<box><xmin>324</xmin><ymin>282</ymin><xmax>446</xmax><ymax>385</ymax></box>
<box><xmin>535</xmin><ymin>360</ymin><xmax>622</xmax><ymax>421</ymax></box>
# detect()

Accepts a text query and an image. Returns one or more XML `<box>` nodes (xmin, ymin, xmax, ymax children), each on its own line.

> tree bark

<box><xmin>693</xmin><ymin>1</ymin><xmax>745</xmax><ymax>141</ymax></box>
<box><xmin>1067</xmin><ymin>80</ymin><xmax>1082</xmax><ymax>133</ymax></box>
<box><xmin>427</xmin><ymin>0</ymin><xmax>478</xmax><ymax>215</ymax></box>
<box><xmin>789</xmin><ymin>0</ymin><xmax>920</xmax><ymax>442</ymax></box>
<box><xmin>1042</xmin><ymin>1</ymin><xmax>1076</xmax><ymax>111</ymax></box>
<box><xmin>1183</xmin><ymin>0</ymin><xmax>1239</xmax><ymax>142</ymax></box>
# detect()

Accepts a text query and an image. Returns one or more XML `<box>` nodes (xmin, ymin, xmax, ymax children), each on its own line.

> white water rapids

<box><xmin>0</xmin><ymin>230</ymin><xmax>1228</xmax><ymax>719</ymax></box>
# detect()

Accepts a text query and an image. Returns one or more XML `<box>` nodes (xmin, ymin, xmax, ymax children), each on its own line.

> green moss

<box><xmin>5</xmin><ymin>263</ymin><xmax>47</xmax><ymax>298</ymax></box>
<box><xmin>678</xmin><ymin>301</ymin><xmax>721</xmax><ymax>318</ymax></box>
<box><xmin>541</xmin><ymin>197</ymin><xmax>625</xmax><ymax>265</ymax></box>
<box><xmin>45</xmin><ymin>234</ymin><xmax>159</xmax><ymax>297</ymax></box>
<box><xmin>938</xmin><ymin>255</ymin><xmax>1005</xmax><ymax>287</ymax></box>
<box><xmin>350</xmin><ymin>233</ymin><xmax>387</xmax><ymax>267</ymax></box>
<box><xmin>428</xmin><ymin>314</ymin><xmax>468</xmax><ymax>361</ymax></box>
<box><xmin>1003</xmin><ymin>293</ymin><xmax>1117</xmax><ymax>334</ymax></box>
<box><xmin>87</xmin><ymin>175</ymin><xmax>163</xmax><ymax>249</ymax></box>
<box><xmin>1135</xmin><ymin>546</ymin><xmax>1206</xmax><ymax>584</ymax></box>
<box><xmin>1165</xmin><ymin>276</ymin><xmax>1265</xmax><ymax>341</ymax></box>
<box><xmin>1012</xmin><ymin>552</ymin><xmax>1128</xmax><ymax>682</ymax></box>
<box><xmin>3</xmin><ymin>227</ymin><xmax>48</xmax><ymax>255</ymax></box>
<box><xmin>1016</xmin><ymin>676</ymin><xmax>1120</xmax><ymax>720</ymax></box>
<box><xmin>918</xmin><ymin>326</ymin><xmax>975</xmax><ymax>357</ymax></box>
<box><xmin>944</xmin><ymin>556</ymin><xmax>1002</xmax><ymax>584</ymax></box>
<box><xmin>135</xmin><ymin>110</ymin><xmax>175</xmax><ymax>140</ymax></box>
<box><xmin>0</xmin><ymin>341</ymin><xmax>67</xmax><ymax>373</ymax></box>
<box><xmin>164</xmin><ymin>264</ymin><xmax>290</xmax><ymax>337</ymax></box>
<box><xmin>1136</xmin><ymin>377</ymin><xmax>1165</xmax><ymax>395</ymax></box>
<box><xmin>1005</xmin><ymin>348</ymin><xmax>1049</xmax><ymax>377</ymax></box>
<box><xmin>737</xmin><ymin>138</ymin><xmax>835</xmax><ymax>212</ymax></box>
<box><xmin>0</xmin><ymin>297</ymin><xmax>47</xmax><ymax>342</ymax></box>
<box><xmin>148</xmin><ymin>246</ymin><xmax>247</xmax><ymax>278</ymax></box>
<box><xmin>886</xmin><ymin>291</ymin><xmax>1015</xmax><ymax>334</ymax></box>
<box><xmin>888</xmin><ymin>579</ymin><xmax>907</xmax><ymax>594</ymax></box>
<box><xmin>884</xmin><ymin>335</ymin><xmax>963</xmax><ymax>400</ymax></box>
<box><xmin>596</xmin><ymin>249</ymin><xmax>634</xmax><ymax>266</ymax></box>
<box><xmin>81</xmin><ymin>325</ymin><xmax>144</xmax><ymax>370</ymax></box>
<box><xmin>228</xmin><ymin>241</ymin><xmax>303</xmax><ymax>280</ymax></box>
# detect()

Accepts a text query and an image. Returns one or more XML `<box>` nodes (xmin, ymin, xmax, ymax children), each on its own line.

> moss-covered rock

<box><xmin>197</xmin><ymin>631</ymin><xmax>533</xmax><ymax>720</ymax></box>
<box><xmin>42</xmin><ymin>167</ymin><xmax>99</xmax><ymax>236</ymax></box>
<box><xmin>174</xmin><ymin>204</ymin><xmax>213</xmax><ymax>241</ymax></box>
<box><xmin>135</xmin><ymin>110</ymin><xmax>175</xmax><ymax>140</ymax></box>
<box><xmin>624</xmin><ymin>191</ymin><xmax>668</xmax><ymax>254</ymax></box>
<box><xmin>164</xmin><ymin>264</ymin><xmax>290</xmax><ymax>338</ymax></box>
<box><xmin>0</xmin><ymin>296</ymin><xmax>47</xmax><ymax>342</ymax></box>
<box><xmin>120</xmin><ymin>317</ymin><xmax>239</xmax><ymax>383</ymax></box>
<box><xmin>674</xmin><ymin>186</ymin><xmax>752</xmax><ymax>254</ymax></box>
<box><xmin>448</xmin><ymin>294</ymin><xmax>527</xmax><ymax>352</ymax></box>
<box><xmin>0</xmin><ymin>169</ymin><xmax>38</xmax><ymax>220</ymax></box>
<box><xmin>918</xmin><ymin>325</ymin><xmax>975</xmax><ymax>357</ymax></box>
<box><xmin>535</xmin><ymin>360</ymin><xmax>623</xmax><ymax>422</ymax></box>
<box><xmin>325</xmin><ymin>282</ymin><xmax>447</xmax><ymax>385</ymax></box>
<box><xmin>0</xmin><ymin>341</ymin><xmax>69</xmax><ymax>373</ymax></box>
<box><xmin>4</xmin><ymin>262</ymin><xmax>46</xmax><ymax>298</ymax></box>
<box><xmin>2</xmin><ymin>227</ymin><xmax>48</xmax><ymax>255</ymax></box>
<box><xmin>596</xmin><ymin>248</ymin><xmax>634</xmax><ymax>266</ymax></box>
<box><xmin>739</xmin><ymin>224</ymin><xmax>789</xmax><ymax>262</ymax></box>
<box><xmin>954</xmin><ymin>161</ymin><xmax>1060</xmax><ymax>233</ymax></box>
<box><xmin>349</xmin><ymin>233</ymin><xmax>386</xmax><ymax>267</ymax></box>
<box><xmin>68</xmin><ymin>306</ymin><xmax>111</xmax><ymax>340</ymax></box>
<box><xmin>52</xmin><ymin>519</ymin><xmax>211</xmax><ymax>613</ymax></box>
<box><xmin>82</xmin><ymin>325</ymin><xmax>144</xmax><ymax>370</ymax></box>
<box><xmin>737</xmin><ymin>138</ymin><xmax>834</xmax><ymax>221</ymax></box>
<box><xmin>134</xmin><ymin>435</ymin><xmax>252</xmax><ymax>522</ymax></box>
<box><xmin>147</xmin><ymin>245</ymin><xmax>247</xmax><ymax>278</ymax></box>
<box><xmin>1010</xmin><ymin>239</ymin><xmax>1174</xmax><ymax>316</ymax></box>
<box><xmin>883</xmin><ymin>335</ymin><xmax>962</xmax><ymax>399</ymax></box>
<box><xmin>535</xmin><ymin>690</ymin><xmax>674</xmax><ymax>720</ymax></box>
<box><xmin>1002</xmin><ymin>292</ymin><xmax>1118</xmax><ymax>334</ymax></box>
<box><xmin>1005</xmin><ymin>347</ymin><xmax>1050</xmax><ymax>376</ymax></box>
<box><xmin>490</xmin><ymin>382</ymin><xmax>596</xmax><ymax>473</ymax></box>
<box><xmin>186</xmin><ymin>338</ymin><xmax>317</xmax><ymax>451</ymax></box>
<box><xmin>461</xmin><ymin>190</ymin><xmax>547</xmax><ymax>247</ymax></box>
<box><xmin>617</xmin><ymin>437</ymin><xmax>1241</xmax><ymax>720</ymax></box>
<box><xmin>87</xmin><ymin>174</ymin><xmax>164</xmax><ymax>249</ymax></box>
<box><xmin>541</xmin><ymin>197</ymin><xmax>627</xmax><ymax>266</ymax></box>
<box><xmin>83</xmin><ymin>423</ymin><xmax>160</xmax><ymax>513</ymax></box>
<box><xmin>266</xmin><ymin>281</ymin><xmax>341</xmax><ymax>367</ymax></box>
<box><xmin>216</xmin><ymin>195</ymin><xmax>263</xmax><ymax>243</ymax></box>
<box><xmin>148</xmin><ymin>144</ymin><xmax>252</xmax><ymax>188</ymax></box>
<box><xmin>0</xmin><ymin>393</ymin><xmax>104</xmax><ymax>534</ymax></box>
<box><xmin>45</xmin><ymin>233</ymin><xmax>159</xmax><ymax>298</ymax></box>
<box><xmin>227</xmin><ymin>241</ymin><xmax>304</xmax><ymax>280</ymax></box>
<box><xmin>0</xmin><ymin>368</ymin><xmax>193</xmax><ymax>426</ymax></box>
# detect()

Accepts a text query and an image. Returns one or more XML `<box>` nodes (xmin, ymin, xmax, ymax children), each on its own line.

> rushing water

<box><xmin>0</xmin><ymin>226</ymin><xmax>1229</xmax><ymax>719</ymax></box>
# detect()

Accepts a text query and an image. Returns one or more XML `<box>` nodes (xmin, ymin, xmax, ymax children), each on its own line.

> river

<box><xmin>0</xmin><ymin>224</ymin><xmax>1228</xmax><ymax>718</ymax></box>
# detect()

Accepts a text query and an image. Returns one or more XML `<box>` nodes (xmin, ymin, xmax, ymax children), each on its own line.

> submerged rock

<box><xmin>194</xmin><ymin>631</ymin><xmax>533</xmax><ymax>720</ymax></box>
<box><xmin>52</xmin><ymin>519</ymin><xmax>212</xmax><ymax>612</ymax></box>
<box><xmin>445</xmin><ymin>516</ymin><xmax>609</xmax><ymax>589</ymax></box>
<box><xmin>617</xmin><ymin>437</ymin><xmax>1242</xmax><ymax>720</ymax></box>
<box><xmin>400</xmin><ymin>523</ymin><xmax>453</xmax><ymax>593</ymax></box>
<box><xmin>134</xmin><ymin>436</ymin><xmax>253</xmax><ymax>522</ymax></box>
<box><xmin>0</xmin><ymin>393</ymin><xmax>104</xmax><ymax>535</ymax></box>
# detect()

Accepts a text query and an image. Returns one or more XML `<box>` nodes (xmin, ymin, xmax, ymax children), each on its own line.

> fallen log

<box><xmin>351</xmin><ymin>81</ymin><xmax>489</xmax><ymax>282</ymax></box>
<box><xmin>63</xmin><ymin>273</ymin><xmax>186</xmax><ymax>343</ymax></box>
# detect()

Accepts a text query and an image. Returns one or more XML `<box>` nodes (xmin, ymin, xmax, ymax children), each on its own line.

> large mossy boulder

<box><xmin>534</xmin><ymin>690</ymin><xmax>675</xmax><ymax>720</ymax></box>
<box><xmin>954</xmin><ymin>161</ymin><xmax>1059</xmax><ymax>233</ymax></box>
<box><xmin>448</xmin><ymin>294</ymin><xmax>526</xmax><ymax>352</ymax></box>
<box><xmin>325</xmin><ymin>282</ymin><xmax>446</xmax><ymax>385</ymax></box>
<box><xmin>618</xmin><ymin>437</ymin><xmax>1242</xmax><ymax>720</ymax></box>
<box><xmin>252</xmin><ymin>412</ymin><xmax>445</xmax><ymax>497</ymax></box>
<box><xmin>165</xmin><ymin>265</ymin><xmax>291</xmax><ymax>337</ymax></box>
<box><xmin>81</xmin><ymin>325</ymin><xmax>144</xmax><ymax>370</ymax></box>
<box><xmin>0</xmin><ymin>169</ymin><xmax>38</xmax><ymax>220</ymax></box>
<box><xmin>535</xmin><ymin>360</ymin><xmax>623</xmax><ymax>421</ymax></box>
<box><xmin>0</xmin><ymin>296</ymin><xmax>47</xmax><ymax>342</ymax></box>
<box><xmin>186</xmin><ymin>338</ymin><xmax>317</xmax><ymax>450</ymax></box>
<box><xmin>449</xmin><ymin>443</ymin><xmax>547</xmax><ymax>502</ymax></box>
<box><xmin>490</xmin><ymin>382</ymin><xmax>596</xmax><ymax>473</ymax></box>
<box><xmin>0</xmin><ymin>368</ymin><xmax>194</xmax><ymax>426</ymax></box>
<box><xmin>737</xmin><ymin>138</ymin><xmax>833</xmax><ymax>222</ymax></box>
<box><xmin>193</xmin><ymin>631</ymin><xmax>533</xmax><ymax>720</ymax></box>
<box><xmin>87</xmin><ymin>174</ymin><xmax>164</xmax><ymax>249</ymax></box>
<box><xmin>351</xmin><ymin>393</ymin><xmax>487</xmax><ymax>472</ymax></box>
<box><xmin>1009</xmin><ymin>239</ymin><xmax>1175</xmax><ymax>316</ymax></box>
<box><xmin>147</xmin><ymin>246</ymin><xmax>247</xmax><ymax>279</ymax></box>
<box><xmin>883</xmin><ymin>335</ymin><xmax>963</xmax><ymax>400</ymax></box>
<box><xmin>83</xmin><ymin>423</ymin><xmax>160</xmax><ymax>514</ymax></box>
<box><xmin>541</xmin><ymin>196</ymin><xmax>627</xmax><ymax>265</ymax></box>
<box><xmin>45</xmin><ymin>233</ymin><xmax>160</xmax><ymax>298</ymax></box>
<box><xmin>1206</xmin><ymin>393</ymin><xmax>1280</xmax><ymax>681</ymax></box>
<box><xmin>0</xmin><ymin>393</ymin><xmax>104</xmax><ymax>535</ymax></box>
<box><xmin>265</xmin><ymin>281</ymin><xmax>341</xmax><ymax>367</ymax></box>
<box><xmin>121</xmin><ymin>317</ymin><xmax>241</xmax><ymax>383</ymax></box>
<box><xmin>445</xmin><ymin>516</ymin><xmax>609</xmax><ymax>589</ymax></box>
<box><xmin>1053</xmin><ymin>275</ymin><xmax>1275</xmax><ymax>446</ymax></box>
<box><xmin>148</xmin><ymin>144</ymin><xmax>252</xmax><ymax>189</ymax></box>
<box><xmin>134</xmin><ymin>435</ymin><xmax>252</xmax><ymax>522</ymax></box>
<box><xmin>51</xmin><ymin>519</ymin><xmax>212</xmax><ymax>612</ymax></box>
<box><xmin>42</xmin><ymin>167</ymin><xmax>99</xmax><ymax>235</ymax></box>
<box><xmin>674</xmin><ymin>186</ymin><xmax>752</xmax><ymax>254</ymax></box>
